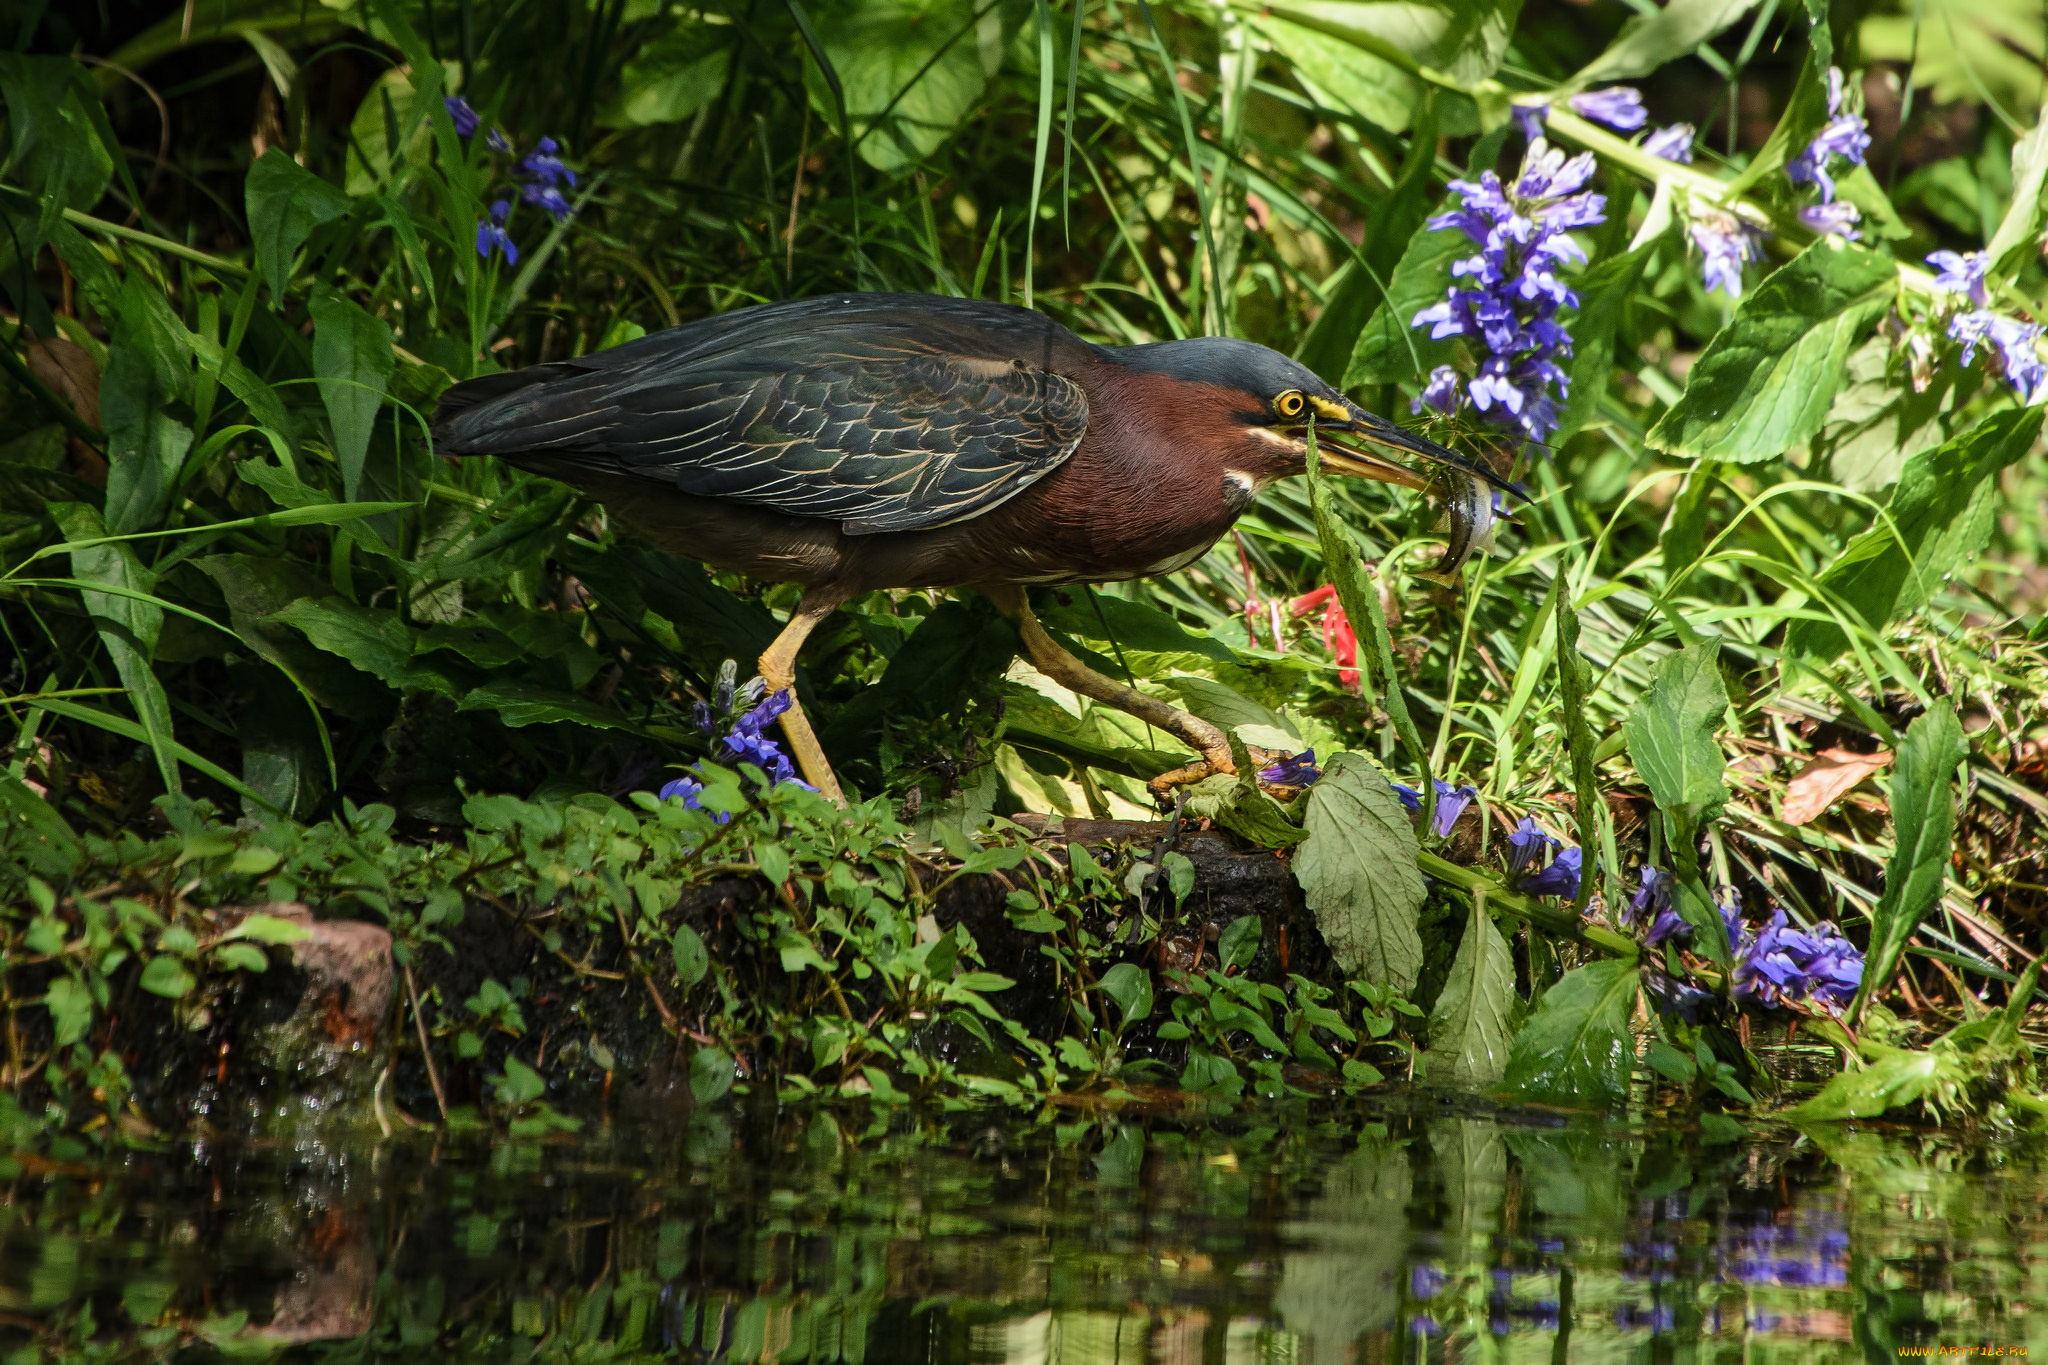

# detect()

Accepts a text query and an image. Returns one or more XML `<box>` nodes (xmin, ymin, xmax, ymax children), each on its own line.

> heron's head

<box><xmin>1100</xmin><ymin>336</ymin><xmax>1508</xmax><ymax>504</ymax></box>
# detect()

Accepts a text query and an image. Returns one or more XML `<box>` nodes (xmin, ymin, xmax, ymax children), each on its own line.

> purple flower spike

<box><xmin>518</xmin><ymin>136</ymin><xmax>577</xmax><ymax>189</ymax></box>
<box><xmin>1259</xmin><ymin>749</ymin><xmax>1321</xmax><ymax>786</ymax></box>
<box><xmin>475</xmin><ymin>199</ymin><xmax>518</xmax><ymax>264</ymax></box>
<box><xmin>1413</xmin><ymin>364</ymin><xmax>1462</xmax><ymax>416</ymax></box>
<box><xmin>1519</xmin><ymin>845</ymin><xmax>1582</xmax><ymax>898</ymax></box>
<box><xmin>1786</xmin><ymin>69</ymin><xmax>1870</xmax><ymax>203</ymax></box>
<box><xmin>660</xmin><ymin>775</ymin><xmax>705</xmax><ymax>806</ymax></box>
<box><xmin>1629</xmin><ymin>865</ymin><xmax>1672</xmax><ymax>922</ymax></box>
<box><xmin>1799</xmin><ymin>201</ymin><xmax>1861</xmax><ymax>239</ymax></box>
<box><xmin>1641</xmin><ymin>123</ymin><xmax>1695</xmax><ymax>164</ymax></box>
<box><xmin>1512</xmin><ymin>102</ymin><xmax>1550</xmax><ymax>141</ymax></box>
<box><xmin>1411</xmin><ymin>1263</ymin><xmax>1446</xmax><ymax>1299</ymax></box>
<box><xmin>444</xmin><ymin>95</ymin><xmax>481</xmax><ymax>138</ymax></box>
<box><xmin>1730</xmin><ymin>909</ymin><xmax>1866</xmax><ymax>1009</ymax></box>
<box><xmin>1950</xmin><ymin>311</ymin><xmax>2048</xmax><ymax>404</ymax></box>
<box><xmin>1569</xmin><ymin>86</ymin><xmax>1648</xmax><ymax>132</ymax></box>
<box><xmin>1689</xmin><ymin>209</ymin><xmax>1768</xmax><ymax>297</ymax></box>
<box><xmin>1927</xmin><ymin>249</ymin><xmax>1990</xmax><ymax>307</ymax></box>
<box><xmin>1506</xmin><ymin>816</ymin><xmax>1559</xmax><ymax>874</ymax></box>
<box><xmin>1431</xmin><ymin>781</ymin><xmax>1476</xmax><ymax>837</ymax></box>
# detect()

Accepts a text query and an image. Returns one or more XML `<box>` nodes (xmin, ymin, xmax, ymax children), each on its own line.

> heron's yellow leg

<box><xmin>982</xmin><ymin>585</ymin><xmax>1239</xmax><ymax>798</ymax></box>
<box><xmin>758</xmin><ymin>589</ymin><xmax>847</xmax><ymax>805</ymax></box>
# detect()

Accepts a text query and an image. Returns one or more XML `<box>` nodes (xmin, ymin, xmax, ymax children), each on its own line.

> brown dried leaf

<box><xmin>1782</xmin><ymin>747</ymin><xmax>1891</xmax><ymax>826</ymax></box>
<box><xmin>26</xmin><ymin>338</ymin><xmax>100</xmax><ymax>428</ymax></box>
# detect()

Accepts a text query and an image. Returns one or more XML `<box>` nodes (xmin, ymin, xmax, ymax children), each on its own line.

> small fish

<box><xmin>1422</xmin><ymin>472</ymin><xmax>1496</xmax><ymax>580</ymax></box>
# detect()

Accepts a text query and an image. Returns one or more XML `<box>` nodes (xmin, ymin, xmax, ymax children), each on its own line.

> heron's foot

<box><xmin>771</xmin><ymin>690</ymin><xmax>846</xmax><ymax>806</ymax></box>
<box><xmin>757</xmin><ymin>588</ymin><xmax>851</xmax><ymax>806</ymax></box>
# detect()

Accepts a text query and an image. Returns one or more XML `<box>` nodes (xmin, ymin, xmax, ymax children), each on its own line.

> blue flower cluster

<box><xmin>1258</xmin><ymin>749</ymin><xmax>1321</xmax><ymax>787</ymax></box>
<box><xmin>1395</xmin><ymin>778</ymin><xmax>1476</xmax><ymax>838</ymax></box>
<box><xmin>1927</xmin><ymin>250</ymin><xmax>2047</xmax><ymax>404</ymax></box>
<box><xmin>1786</xmin><ymin>69</ymin><xmax>1871</xmax><ymax>208</ymax></box>
<box><xmin>658</xmin><ymin>688</ymin><xmax>813</xmax><ymax>812</ymax></box>
<box><xmin>1501</xmin><ymin>813</ymin><xmax>1581</xmax><ymax>898</ymax></box>
<box><xmin>1629</xmin><ymin>868</ymin><xmax>1864</xmax><ymax>1012</ymax></box>
<box><xmin>1410</xmin><ymin>139</ymin><xmax>1606</xmax><ymax>447</ymax></box>
<box><xmin>444</xmin><ymin>95</ymin><xmax>579</xmax><ymax>267</ymax></box>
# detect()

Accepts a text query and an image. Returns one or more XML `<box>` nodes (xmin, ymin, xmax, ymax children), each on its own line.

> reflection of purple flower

<box><xmin>1506</xmin><ymin>816</ymin><xmax>1559</xmax><ymax>874</ymax></box>
<box><xmin>1259</xmin><ymin>749</ymin><xmax>1321</xmax><ymax>786</ymax></box>
<box><xmin>1410</xmin><ymin>140</ymin><xmax>1605</xmax><ymax>447</ymax></box>
<box><xmin>1432</xmin><ymin>781</ymin><xmax>1476</xmax><ymax>837</ymax></box>
<box><xmin>1519</xmin><ymin>845</ymin><xmax>1582</xmax><ymax>898</ymax></box>
<box><xmin>444</xmin><ymin>95</ymin><xmax>481</xmax><ymax>137</ymax></box>
<box><xmin>1927</xmin><ymin>249</ymin><xmax>1990</xmax><ymax>306</ymax></box>
<box><xmin>1949</xmin><ymin>310</ymin><xmax>2048</xmax><ymax>404</ymax></box>
<box><xmin>1786</xmin><ymin>69</ymin><xmax>1870</xmax><ymax>203</ymax></box>
<box><xmin>1799</xmin><ymin>200</ymin><xmax>1860</xmax><ymax>239</ymax></box>
<box><xmin>1642</xmin><ymin>123</ymin><xmax>1695</xmax><ymax>164</ymax></box>
<box><xmin>1689</xmin><ymin>209</ymin><xmax>1768</xmax><ymax>298</ymax></box>
<box><xmin>475</xmin><ymin>200</ymin><xmax>518</xmax><ymax>264</ymax></box>
<box><xmin>1513</xmin><ymin>103</ymin><xmax>1549</xmax><ymax>141</ymax></box>
<box><xmin>1570</xmin><ymin>86</ymin><xmax>1647</xmax><ymax>131</ymax></box>
<box><xmin>1615</xmin><ymin>1302</ymin><xmax>1675</xmax><ymax>1331</ymax></box>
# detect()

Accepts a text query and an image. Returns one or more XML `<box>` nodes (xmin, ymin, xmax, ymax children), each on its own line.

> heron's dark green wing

<box><xmin>433</xmin><ymin>294</ymin><xmax>1092</xmax><ymax>535</ymax></box>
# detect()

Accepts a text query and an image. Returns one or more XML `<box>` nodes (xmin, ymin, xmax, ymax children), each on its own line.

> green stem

<box><xmin>1416</xmin><ymin>851</ymin><xmax>1639</xmax><ymax>958</ymax></box>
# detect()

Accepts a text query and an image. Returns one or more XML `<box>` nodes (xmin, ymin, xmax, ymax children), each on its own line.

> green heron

<box><xmin>433</xmin><ymin>293</ymin><xmax>1504</xmax><ymax>802</ymax></box>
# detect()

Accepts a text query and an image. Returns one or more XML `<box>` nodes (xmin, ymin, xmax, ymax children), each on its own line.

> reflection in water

<box><xmin>0</xmin><ymin>1102</ymin><xmax>2039</xmax><ymax>1360</ymax></box>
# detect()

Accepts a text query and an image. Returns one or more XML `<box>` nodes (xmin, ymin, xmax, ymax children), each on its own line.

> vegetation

<box><xmin>5</xmin><ymin>0</ymin><xmax>2048</xmax><ymax>1161</ymax></box>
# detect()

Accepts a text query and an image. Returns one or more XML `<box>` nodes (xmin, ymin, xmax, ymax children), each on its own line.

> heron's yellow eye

<box><xmin>1274</xmin><ymin>390</ymin><xmax>1306</xmax><ymax>419</ymax></box>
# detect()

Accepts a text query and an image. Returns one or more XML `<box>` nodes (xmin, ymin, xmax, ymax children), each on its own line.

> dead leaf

<box><xmin>1782</xmin><ymin>747</ymin><xmax>1891</xmax><ymax>826</ymax></box>
<box><xmin>26</xmin><ymin>337</ymin><xmax>100</xmax><ymax>428</ymax></box>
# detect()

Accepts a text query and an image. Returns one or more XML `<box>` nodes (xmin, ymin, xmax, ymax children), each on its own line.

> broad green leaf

<box><xmin>1786</xmin><ymin>409</ymin><xmax>2045</xmax><ymax>666</ymax></box>
<box><xmin>1557</xmin><ymin>243</ymin><xmax>1652</xmax><ymax>441</ymax></box>
<box><xmin>1296</xmin><ymin>752</ymin><xmax>1427</xmax><ymax>991</ymax></box>
<box><xmin>456</xmin><ymin>682</ymin><xmax>635</xmax><ymax>731</ymax></box>
<box><xmin>1167</xmin><ymin>677</ymin><xmax>1300</xmax><ymax>743</ymax></box>
<box><xmin>672</xmin><ymin>925</ymin><xmax>710</xmax><ymax>988</ymax></box>
<box><xmin>493</xmin><ymin>1056</ymin><xmax>547</xmax><ymax>1106</ymax></box>
<box><xmin>602</xmin><ymin>18</ymin><xmax>735</xmax><ymax>127</ymax></box>
<box><xmin>1217</xmin><ymin>915</ymin><xmax>1261</xmax><ymax>971</ymax></box>
<box><xmin>1502</xmin><ymin>959</ymin><xmax>1640</xmax><ymax>1105</ymax></box>
<box><xmin>342</xmin><ymin>65</ymin><xmax>437</xmax><ymax>195</ymax></box>
<box><xmin>1343</xmin><ymin>225</ymin><xmax>1466</xmax><ymax>387</ymax></box>
<box><xmin>1243</xmin><ymin>0</ymin><xmax>1521</xmax><ymax>87</ymax></box>
<box><xmin>99</xmin><ymin>340</ymin><xmax>194</xmax><ymax>537</ymax></box>
<box><xmin>1783</xmin><ymin>1044</ymin><xmax>1969</xmax><ymax>1122</ymax></box>
<box><xmin>1861</xmin><ymin>0</ymin><xmax>2045</xmax><ymax>127</ymax></box>
<box><xmin>1659</xmin><ymin>461</ymin><xmax>1720</xmax><ymax>582</ymax></box>
<box><xmin>0</xmin><ymin>56</ymin><xmax>115</xmax><ymax>333</ymax></box>
<box><xmin>1624</xmin><ymin>642</ymin><xmax>1728</xmax><ymax>833</ymax></box>
<box><xmin>246</xmin><ymin>147</ymin><xmax>352</xmax><ymax>302</ymax></box>
<box><xmin>138</xmin><ymin>956</ymin><xmax>196</xmax><ymax>999</ymax></box>
<box><xmin>1037</xmin><ymin>594</ymin><xmax>1237</xmax><ymax>666</ymax></box>
<box><xmin>43</xmin><ymin>977</ymin><xmax>93</xmax><ymax>1048</ymax></box>
<box><xmin>265</xmin><ymin>596</ymin><xmax>464</xmax><ymax>697</ymax></box>
<box><xmin>1098</xmin><ymin>962</ymin><xmax>1154</xmax><ymax>1026</ymax></box>
<box><xmin>690</xmin><ymin>1045</ymin><xmax>736</xmax><ymax>1104</ymax></box>
<box><xmin>1183</xmin><ymin>774</ymin><xmax>1311</xmax><ymax>848</ymax></box>
<box><xmin>308</xmin><ymin>291</ymin><xmax>394</xmax><ymax>500</ymax></box>
<box><xmin>1426</xmin><ymin>896</ymin><xmax>1515</xmax><ymax>1088</ymax></box>
<box><xmin>807</xmin><ymin>0</ymin><xmax>992</xmax><ymax>171</ymax></box>
<box><xmin>213</xmin><ymin>942</ymin><xmax>270</xmax><ymax>973</ymax></box>
<box><xmin>52</xmin><ymin>503</ymin><xmax>179</xmax><ymax>794</ymax></box>
<box><xmin>1853</xmin><ymin>700</ymin><xmax>1968</xmax><ymax>1021</ymax></box>
<box><xmin>1573</xmin><ymin>0</ymin><xmax>1761</xmax><ymax>84</ymax></box>
<box><xmin>1724</xmin><ymin>32</ymin><xmax>1833</xmax><ymax>196</ymax></box>
<box><xmin>1252</xmin><ymin>15</ymin><xmax>1436</xmax><ymax>136</ymax></box>
<box><xmin>1554</xmin><ymin>578</ymin><xmax>1606</xmax><ymax>912</ymax></box>
<box><xmin>227</xmin><ymin>913</ymin><xmax>310</xmax><ymax>945</ymax></box>
<box><xmin>1644</xmin><ymin>243</ymin><xmax>1898</xmax><ymax>461</ymax></box>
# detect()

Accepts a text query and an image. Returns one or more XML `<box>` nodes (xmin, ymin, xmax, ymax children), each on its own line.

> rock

<box><xmin>226</xmin><ymin>904</ymin><xmax>394</xmax><ymax>1130</ymax></box>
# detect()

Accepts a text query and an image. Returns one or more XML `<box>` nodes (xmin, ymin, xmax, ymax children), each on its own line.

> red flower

<box><xmin>1289</xmin><ymin>585</ymin><xmax>1360</xmax><ymax>691</ymax></box>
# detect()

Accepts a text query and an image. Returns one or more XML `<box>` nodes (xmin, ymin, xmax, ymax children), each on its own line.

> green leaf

<box><xmin>603</xmin><ymin>18</ymin><xmax>735</xmax><ymax>126</ymax></box>
<box><xmin>1659</xmin><ymin>460</ymin><xmax>1719</xmax><ymax>582</ymax></box>
<box><xmin>1644</xmin><ymin>242</ymin><xmax>1898</xmax><ymax>462</ymax></box>
<box><xmin>213</xmin><ymin>942</ymin><xmax>270</xmax><ymax>973</ymax></box>
<box><xmin>492</xmin><ymin>1056</ymin><xmax>547</xmax><ymax>1106</ymax></box>
<box><xmin>51</xmin><ymin>503</ymin><xmax>179</xmax><ymax>794</ymax></box>
<box><xmin>1785</xmin><ymin>409</ymin><xmax>2046</xmax><ymax>668</ymax></box>
<box><xmin>457</xmin><ymin>682</ymin><xmax>636</xmax><ymax>731</ymax></box>
<box><xmin>99</xmin><ymin>332</ymin><xmax>195</xmax><ymax>536</ymax></box>
<box><xmin>1698</xmin><ymin>1112</ymin><xmax>1747</xmax><ymax>1144</ymax></box>
<box><xmin>1296</xmin><ymin>752</ymin><xmax>1428</xmax><ymax>991</ymax></box>
<box><xmin>138</xmin><ymin>956</ymin><xmax>196</xmax><ymax>999</ymax></box>
<box><xmin>1217</xmin><ymin>915</ymin><xmax>1261</xmax><ymax>971</ymax></box>
<box><xmin>1623</xmin><ymin>641</ymin><xmax>1729</xmax><ymax>837</ymax></box>
<box><xmin>1853</xmin><ymin>700</ymin><xmax>1968</xmax><ymax>1021</ymax></box>
<box><xmin>1251</xmin><ymin>16</ymin><xmax>1439</xmax><ymax>138</ymax></box>
<box><xmin>1572</xmin><ymin>0</ymin><xmax>1761</xmax><ymax>84</ymax></box>
<box><xmin>43</xmin><ymin>977</ymin><xmax>93</xmax><ymax>1048</ymax></box>
<box><xmin>1426</xmin><ymin>895</ymin><xmax>1516</xmax><ymax>1088</ymax></box>
<box><xmin>1245</xmin><ymin>0</ymin><xmax>1521</xmax><ymax>88</ymax></box>
<box><xmin>1343</xmin><ymin>225</ymin><xmax>1466</xmax><ymax>388</ymax></box>
<box><xmin>245</xmin><ymin>147</ymin><xmax>353</xmax><ymax>302</ymax></box>
<box><xmin>671</xmin><ymin>924</ymin><xmax>710</xmax><ymax>989</ymax></box>
<box><xmin>1783</xmin><ymin>1044</ymin><xmax>1968</xmax><ymax>1122</ymax></box>
<box><xmin>265</xmin><ymin>596</ymin><xmax>462</xmax><ymax>696</ymax></box>
<box><xmin>690</xmin><ymin>1045</ymin><xmax>736</xmax><ymax>1105</ymax></box>
<box><xmin>1098</xmin><ymin>962</ymin><xmax>1154</xmax><ymax>1027</ymax></box>
<box><xmin>228</xmin><ymin>913</ymin><xmax>310</xmax><ymax>945</ymax></box>
<box><xmin>1557</xmin><ymin>243</ymin><xmax>1652</xmax><ymax>441</ymax></box>
<box><xmin>308</xmin><ymin>291</ymin><xmax>394</xmax><ymax>500</ymax></box>
<box><xmin>808</xmin><ymin>0</ymin><xmax>991</xmax><ymax>171</ymax></box>
<box><xmin>1502</xmin><ymin>959</ymin><xmax>1641</xmax><ymax>1106</ymax></box>
<box><xmin>1723</xmin><ymin>32</ymin><xmax>1833</xmax><ymax>196</ymax></box>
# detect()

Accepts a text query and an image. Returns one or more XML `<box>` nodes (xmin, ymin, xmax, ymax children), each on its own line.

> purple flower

<box><xmin>1730</xmin><ymin>909</ymin><xmax>1865</xmax><ymax>1009</ymax></box>
<box><xmin>1688</xmin><ymin>209</ymin><xmax>1768</xmax><ymax>297</ymax></box>
<box><xmin>1412</xmin><ymin>364</ymin><xmax>1462</xmax><ymax>416</ymax></box>
<box><xmin>1641</xmin><ymin>122</ymin><xmax>1695</xmax><ymax>164</ymax></box>
<box><xmin>1411</xmin><ymin>1263</ymin><xmax>1446</xmax><ymax>1298</ymax></box>
<box><xmin>1927</xmin><ymin>249</ymin><xmax>1990</xmax><ymax>307</ymax></box>
<box><xmin>1798</xmin><ymin>200</ymin><xmax>1860</xmax><ymax>239</ymax></box>
<box><xmin>1431</xmin><ymin>781</ymin><xmax>1476</xmax><ymax>838</ymax></box>
<box><xmin>1570</xmin><ymin>86</ymin><xmax>1647</xmax><ymax>132</ymax></box>
<box><xmin>1393</xmin><ymin>782</ymin><xmax>1421</xmax><ymax>812</ymax></box>
<box><xmin>1410</xmin><ymin>139</ymin><xmax>1605</xmax><ymax>447</ymax></box>
<box><xmin>486</xmin><ymin>128</ymin><xmax>514</xmax><ymax>154</ymax></box>
<box><xmin>1629</xmin><ymin>865</ymin><xmax>1671</xmax><ymax>922</ymax></box>
<box><xmin>718</xmin><ymin>690</ymin><xmax>803</xmax><ymax>785</ymax></box>
<box><xmin>444</xmin><ymin>95</ymin><xmax>481</xmax><ymax>138</ymax></box>
<box><xmin>521</xmin><ymin>182</ymin><xmax>574</xmax><ymax>223</ymax></box>
<box><xmin>660</xmin><ymin>775</ymin><xmax>704</xmax><ymax>805</ymax></box>
<box><xmin>1949</xmin><ymin>310</ymin><xmax>2048</xmax><ymax>404</ymax></box>
<box><xmin>1786</xmin><ymin>68</ymin><xmax>1870</xmax><ymax>203</ymax></box>
<box><xmin>518</xmin><ymin>136</ymin><xmax>577</xmax><ymax>190</ymax></box>
<box><xmin>476</xmin><ymin>199</ymin><xmax>518</xmax><ymax>264</ymax></box>
<box><xmin>691</xmin><ymin>700</ymin><xmax>716</xmax><ymax>734</ymax></box>
<box><xmin>1512</xmin><ymin>102</ymin><xmax>1549</xmax><ymax>141</ymax></box>
<box><xmin>1519</xmin><ymin>845</ymin><xmax>1582</xmax><ymax>898</ymax></box>
<box><xmin>1506</xmin><ymin>816</ymin><xmax>1559</xmax><ymax>874</ymax></box>
<box><xmin>1409</xmin><ymin>1315</ymin><xmax>1442</xmax><ymax>1337</ymax></box>
<box><xmin>1259</xmin><ymin>749</ymin><xmax>1321</xmax><ymax>787</ymax></box>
